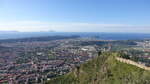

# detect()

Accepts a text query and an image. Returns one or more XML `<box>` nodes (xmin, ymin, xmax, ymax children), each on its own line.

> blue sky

<box><xmin>0</xmin><ymin>0</ymin><xmax>150</xmax><ymax>33</ymax></box>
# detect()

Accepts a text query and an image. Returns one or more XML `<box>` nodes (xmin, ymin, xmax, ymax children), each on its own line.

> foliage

<box><xmin>46</xmin><ymin>52</ymin><xmax>150</xmax><ymax>84</ymax></box>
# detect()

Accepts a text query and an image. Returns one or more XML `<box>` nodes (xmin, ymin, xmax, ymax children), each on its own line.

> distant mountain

<box><xmin>46</xmin><ymin>52</ymin><xmax>150</xmax><ymax>84</ymax></box>
<box><xmin>0</xmin><ymin>31</ymin><xmax>58</xmax><ymax>40</ymax></box>
<box><xmin>0</xmin><ymin>32</ymin><xmax>150</xmax><ymax>40</ymax></box>
<box><xmin>0</xmin><ymin>31</ymin><xmax>19</xmax><ymax>34</ymax></box>
<box><xmin>0</xmin><ymin>35</ymin><xmax>80</xmax><ymax>43</ymax></box>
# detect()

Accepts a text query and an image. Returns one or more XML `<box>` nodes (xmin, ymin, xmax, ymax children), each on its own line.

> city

<box><xmin>0</xmin><ymin>36</ymin><xmax>150</xmax><ymax>83</ymax></box>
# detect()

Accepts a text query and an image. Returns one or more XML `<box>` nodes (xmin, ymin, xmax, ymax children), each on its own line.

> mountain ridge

<box><xmin>46</xmin><ymin>52</ymin><xmax>150</xmax><ymax>84</ymax></box>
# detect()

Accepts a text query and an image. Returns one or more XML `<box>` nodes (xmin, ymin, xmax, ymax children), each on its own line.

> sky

<box><xmin>0</xmin><ymin>0</ymin><xmax>150</xmax><ymax>33</ymax></box>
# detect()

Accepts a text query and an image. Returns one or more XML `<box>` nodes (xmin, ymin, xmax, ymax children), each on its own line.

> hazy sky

<box><xmin>0</xmin><ymin>0</ymin><xmax>150</xmax><ymax>33</ymax></box>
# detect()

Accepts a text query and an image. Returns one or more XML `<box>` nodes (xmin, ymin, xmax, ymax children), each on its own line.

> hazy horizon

<box><xmin>0</xmin><ymin>0</ymin><xmax>150</xmax><ymax>33</ymax></box>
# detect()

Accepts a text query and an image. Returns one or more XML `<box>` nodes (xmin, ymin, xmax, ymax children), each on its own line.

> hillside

<box><xmin>0</xmin><ymin>35</ymin><xmax>79</xmax><ymax>43</ymax></box>
<box><xmin>46</xmin><ymin>52</ymin><xmax>150</xmax><ymax>84</ymax></box>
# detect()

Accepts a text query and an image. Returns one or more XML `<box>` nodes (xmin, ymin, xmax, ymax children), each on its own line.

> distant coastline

<box><xmin>0</xmin><ymin>31</ymin><xmax>150</xmax><ymax>40</ymax></box>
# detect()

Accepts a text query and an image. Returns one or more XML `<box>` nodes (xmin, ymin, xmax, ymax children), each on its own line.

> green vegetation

<box><xmin>46</xmin><ymin>52</ymin><xmax>150</xmax><ymax>84</ymax></box>
<box><xmin>48</xmin><ymin>51</ymin><xmax>56</xmax><ymax>59</ymax></box>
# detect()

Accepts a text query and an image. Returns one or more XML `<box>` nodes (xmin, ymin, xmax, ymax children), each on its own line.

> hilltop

<box><xmin>46</xmin><ymin>52</ymin><xmax>150</xmax><ymax>84</ymax></box>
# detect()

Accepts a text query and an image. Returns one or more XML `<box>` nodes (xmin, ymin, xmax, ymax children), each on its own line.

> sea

<box><xmin>0</xmin><ymin>32</ymin><xmax>150</xmax><ymax>40</ymax></box>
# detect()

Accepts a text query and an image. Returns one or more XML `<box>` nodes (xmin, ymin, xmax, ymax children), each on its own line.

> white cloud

<box><xmin>0</xmin><ymin>21</ymin><xmax>150</xmax><ymax>33</ymax></box>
